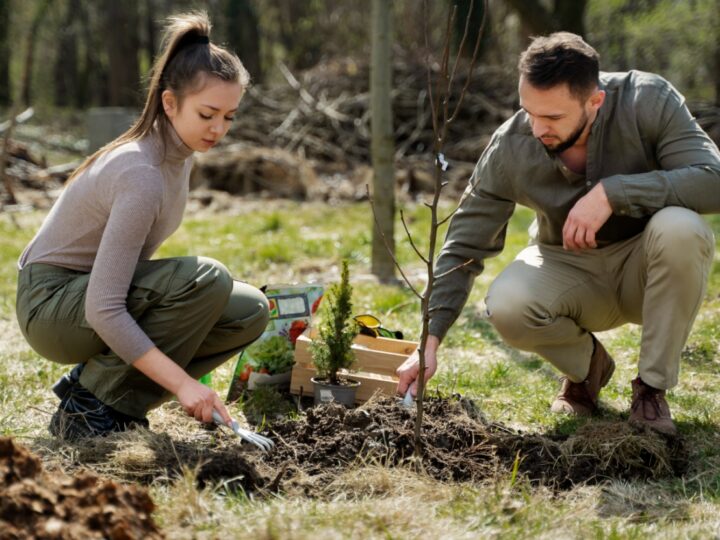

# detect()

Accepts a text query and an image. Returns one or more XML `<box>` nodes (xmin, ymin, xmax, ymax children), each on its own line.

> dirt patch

<box><xmin>261</xmin><ymin>396</ymin><xmax>687</xmax><ymax>491</ymax></box>
<box><xmin>0</xmin><ymin>437</ymin><xmax>162</xmax><ymax>539</ymax></box>
<box><xmin>44</xmin><ymin>396</ymin><xmax>688</xmax><ymax>497</ymax></box>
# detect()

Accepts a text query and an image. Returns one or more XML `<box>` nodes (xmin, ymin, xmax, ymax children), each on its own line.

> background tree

<box><xmin>504</xmin><ymin>0</ymin><xmax>588</xmax><ymax>37</ymax></box>
<box><xmin>0</xmin><ymin>0</ymin><xmax>10</xmax><ymax>107</ymax></box>
<box><xmin>102</xmin><ymin>0</ymin><xmax>141</xmax><ymax>107</ymax></box>
<box><xmin>370</xmin><ymin>0</ymin><xmax>395</xmax><ymax>281</ymax></box>
<box><xmin>20</xmin><ymin>0</ymin><xmax>51</xmax><ymax>107</ymax></box>
<box><xmin>223</xmin><ymin>0</ymin><xmax>262</xmax><ymax>84</ymax></box>
<box><xmin>53</xmin><ymin>0</ymin><xmax>80</xmax><ymax>107</ymax></box>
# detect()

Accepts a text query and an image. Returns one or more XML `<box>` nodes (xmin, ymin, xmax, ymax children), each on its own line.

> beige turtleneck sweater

<box><xmin>18</xmin><ymin>123</ymin><xmax>194</xmax><ymax>363</ymax></box>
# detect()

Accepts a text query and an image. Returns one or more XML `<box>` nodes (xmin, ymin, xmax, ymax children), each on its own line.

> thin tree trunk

<box><xmin>370</xmin><ymin>0</ymin><xmax>395</xmax><ymax>281</ymax></box>
<box><xmin>225</xmin><ymin>0</ymin><xmax>262</xmax><ymax>83</ymax></box>
<box><xmin>0</xmin><ymin>0</ymin><xmax>10</xmax><ymax>107</ymax></box>
<box><xmin>20</xmin><ymin>0</ymin><xmax>52</xmax><ymax>107</ymax></box>
<box><xmin>54</xmin><ymin>0</ymin><xmax>80</xmax><ymax>107</ymax></box>
<box><xmin>505</xmin><ymin>0</ymin><xmax>587</xmax><ymax>37</ymax></box>
<box><xmin>714</xmin><ymin>32</ymin><xmax>720</xmax><ymax>107</ymax></box>
<box><xmin>103</xmin><ymin>0</ymin><xmax>140</xmax><ymax>106</ymax></box>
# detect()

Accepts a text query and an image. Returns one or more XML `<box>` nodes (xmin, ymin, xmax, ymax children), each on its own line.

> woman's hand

<box><xmin>175</xmin><ymin>377</ymin><xmax>232</xmax><ymax>424</ymax></box>
<box><xmin>132</xmin><ymin>347</ymin><xmax>233</xmax><ymax>426</ymax></box>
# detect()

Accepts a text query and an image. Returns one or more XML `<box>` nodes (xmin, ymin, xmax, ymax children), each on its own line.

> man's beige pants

<box><xmin>16</xmin><ymin>256</ymin><xmax>270</xmax><ymax>418</ymax></box>
<box><xmin>485</xmin><ymin>207</ymin><xmax>715</xmax><ymax>389</ymax></box>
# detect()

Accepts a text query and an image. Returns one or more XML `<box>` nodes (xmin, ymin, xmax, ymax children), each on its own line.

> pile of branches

<box><xmin>230</xmin><ymin>55</ymin><xmax>517</xmax><ymax>167</ymax></box>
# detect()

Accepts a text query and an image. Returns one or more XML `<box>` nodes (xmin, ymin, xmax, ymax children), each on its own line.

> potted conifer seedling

<box><xmin>310</xmin><ymin>260</ymin><xmax>360</xmax><ymax>407</ymax></box>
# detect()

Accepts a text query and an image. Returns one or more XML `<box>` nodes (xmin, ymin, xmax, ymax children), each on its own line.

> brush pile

<box><xmin>229</xmin><ymin>56</ymin><xmax>515</xmax><ymax>167</ymax></box>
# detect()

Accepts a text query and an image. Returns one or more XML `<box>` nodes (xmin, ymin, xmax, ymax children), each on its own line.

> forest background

<box><xmin>2</xmin><ymin>0</ymin><xmax>719</xmax><ymax>110</ymax></box>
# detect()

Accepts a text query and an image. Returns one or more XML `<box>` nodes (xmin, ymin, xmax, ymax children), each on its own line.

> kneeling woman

<box><xmin>15</xmin><ymin>12</ymin><xmax>269</xmax><ymax>439</ymax></box>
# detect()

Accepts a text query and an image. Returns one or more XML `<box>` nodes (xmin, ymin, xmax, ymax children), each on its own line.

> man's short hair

<box><xmin>518</xmin><ymin>32</ymin><xmax>600</xmax><ymax>100</ymax></box>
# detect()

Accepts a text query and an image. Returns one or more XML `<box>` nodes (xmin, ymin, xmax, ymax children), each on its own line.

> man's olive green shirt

<box><xmin>429</xmin><ymin>70</ymin><xmax>720</xmax><ymax>340</ymax></box>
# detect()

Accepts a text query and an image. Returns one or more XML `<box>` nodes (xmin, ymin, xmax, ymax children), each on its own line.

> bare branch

<box><xmin>400</xmin><ymin>209</ymin><xmax>430</xmax><ymax>264</ymax></box>
<box><xmin>434</xmin><ymin>258</ymin><xmax>474</xmax><ymax>280</ymax></box>
<box><xmin>448</xmin><ymin>0</ymin><xmax>488</xmax><ymax>124</ymax></box>
<box><xmin>438</xmin><ymin>7</ymin><xmax>455</xmax><ymax>136</ymax></box>
<box><xmin>424</xmin><ymin>0</ymin><xmax>438</xmax><ymax>138</ymax></box>
<box><xmin>366</xmin><ymin>185</ymin><xmax>423</xmax><ymax>299</ymax></box>
<box><xmin>448</xmin><ymin>0</ymin><xmax>474</xmax><ymax>94</ymax></box>
<box><xmin>438</xmin><ymin>202</ymin><xmax>462</xmax><ymax>226</ymax></box>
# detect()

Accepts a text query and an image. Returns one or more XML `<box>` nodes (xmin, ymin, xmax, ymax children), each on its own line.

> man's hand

<box><xmin>397</xmin><ymin>335</ymin><xmax>439</xmax><ymax>397</ymax></box>
<box><xmin>175</xmin><ymin>377</ymin><xmax>231</xmax><ymax>424</ymax></box>
<box><xmin>562</xmin><ymin>183</ymin><xmax>613</xmax><ymax>250</ymax></box>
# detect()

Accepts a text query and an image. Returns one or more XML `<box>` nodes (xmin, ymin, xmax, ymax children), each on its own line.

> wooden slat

<box><xmin>293</xmin><ymin>329</ymin><xmax>417</xmax><ymax>373</ymax></box>
<box><xmin>290</xmin><ymin>364</ymin><xmax>398</xmax><ymax>403</ymax></box>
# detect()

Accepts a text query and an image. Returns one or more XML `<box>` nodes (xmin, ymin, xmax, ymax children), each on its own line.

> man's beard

<box><xmin>541</xmin><ymin>112</ymin><xmax>589</xmax><ymax>154</ymax></box>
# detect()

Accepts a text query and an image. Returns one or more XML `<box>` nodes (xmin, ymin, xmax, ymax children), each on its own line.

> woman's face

<box><xmin>162</xmin><ymin>76</ymin><xmax>243</xmax><ymax>152</ymax></box>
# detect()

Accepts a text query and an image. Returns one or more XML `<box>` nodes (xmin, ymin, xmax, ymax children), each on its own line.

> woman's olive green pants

<box><xmin>16</xmin><ymin>256</ymin><xmax>269</xmax><ymax>418</ymax></box>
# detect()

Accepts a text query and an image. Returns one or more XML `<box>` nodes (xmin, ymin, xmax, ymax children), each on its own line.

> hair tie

<box><xmin>187</xmin><ymin>34</ymin><xmax>209</xmax><ymax>46</ymax></box>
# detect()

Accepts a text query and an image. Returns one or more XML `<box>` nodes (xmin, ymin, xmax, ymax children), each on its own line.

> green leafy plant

<box><xmin>311</xmin><ymin>260</ymin><xmax>359</xmax><ymax>385</ymax></box>
<box><xmin>249</xmin><ymin>335</ymin><xmax>295</xmax><ymax>374</ymax></box>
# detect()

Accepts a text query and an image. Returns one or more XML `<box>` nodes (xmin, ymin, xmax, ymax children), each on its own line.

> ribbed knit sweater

<box><xmin>18</xmin><ymin>122</ymin><xmax>194</xmax><ymax>363</ymax></box>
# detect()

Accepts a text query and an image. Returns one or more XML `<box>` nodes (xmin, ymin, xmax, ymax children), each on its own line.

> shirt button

<box><xmin>586</xmin><ymin>181</ymin><xmax>592</xmax><ymax>187</ymax></box>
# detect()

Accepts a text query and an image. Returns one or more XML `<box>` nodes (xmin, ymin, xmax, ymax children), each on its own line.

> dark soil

<box><xmin>50</xmin><ymin>395</ymin><xmax>688</xmax><ymax>497</ymax></box>
<box><xmin>259</xmin><ymin>396</ymin><xmax>688</xmax><ymax>492</ymax></box>
<box><xmin>0</xmin><ymin>437</ymin><xmax>162</xmax><ymax>540</ymax></box>
<box><xmin>33</xmin><ymin>395</ymin><xmax>688</xmax><ymax>504</ymax></box>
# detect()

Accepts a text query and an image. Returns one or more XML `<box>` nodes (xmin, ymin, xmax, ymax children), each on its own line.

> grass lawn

<box><xmin>1</xmin><ymin>199</ymin><xmax>719</xmax><ymax>539</ymax></box>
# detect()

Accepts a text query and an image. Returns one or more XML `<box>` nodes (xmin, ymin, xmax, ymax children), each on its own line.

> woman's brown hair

<box><xmin>67</xmin><ymin>11</ymin><xmax>249</xmax><ymax>182</ymax></box>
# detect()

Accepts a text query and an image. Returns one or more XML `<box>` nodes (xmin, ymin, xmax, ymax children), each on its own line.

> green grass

<box><xmin>2</xmin><ymin>202</ymin><xmax>719</xmax><ymax>539</ymax></box>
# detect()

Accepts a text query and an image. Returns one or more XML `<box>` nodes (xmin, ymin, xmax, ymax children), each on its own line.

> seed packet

<box><xmin>226</xmin><ymin>283</ymin><xmax>324</xmax><ymax>402</ymax></box>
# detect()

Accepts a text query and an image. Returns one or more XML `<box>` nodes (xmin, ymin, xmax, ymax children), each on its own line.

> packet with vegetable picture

<box><xmin>226</xmin><ymin>283</ymin><xmax>324</xmax><ymax>402</ymax></box>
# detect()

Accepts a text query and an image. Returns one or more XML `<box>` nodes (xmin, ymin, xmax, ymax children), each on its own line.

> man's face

<box><xmin>518</xmin><ymin>77</ymin><xmax>603</xmax><ymax>153</ymax></box>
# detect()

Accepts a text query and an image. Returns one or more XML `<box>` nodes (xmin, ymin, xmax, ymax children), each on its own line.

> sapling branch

<box><xmin>435</xmin><ymin>259</ymin><xmax>474</xmax><ymax>280</ymax></box>
<box><xmin>448</xmin><ymin>1</ymin><xmax>487</xmax><ymax>124</ymax></box>
<box><xmin>400</xmin><ymin>210</ymin><xmax>429</xmax><ymax>264</ymax></box>
<box><xmin>369</xmin><ymin>0</ymin><xmax>487</xmax><ymax>458</ymax></box>
<box><xmin>367</xmin><ymin>185</ymin><xmax>423</xmax><ymax>300</ymax></box>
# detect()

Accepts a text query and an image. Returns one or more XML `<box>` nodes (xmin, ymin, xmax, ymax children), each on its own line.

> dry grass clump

<box><xmin>559</xmin><ymin>422</ymin><xmax>678</xmax><ymax>481</ymax></box>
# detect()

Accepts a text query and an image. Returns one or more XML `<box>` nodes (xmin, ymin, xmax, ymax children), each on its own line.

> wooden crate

<box><xmin>290</xmin><ymin>328</ymin><xmax>418</xmax><ymax>403</ymax></box>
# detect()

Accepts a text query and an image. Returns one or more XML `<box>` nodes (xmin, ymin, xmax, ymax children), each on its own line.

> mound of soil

<box><xmin>45</xmin><ymin>396</ymin><xmax>688</xmax><ymax>497</ymax></box>
<box><xmin>0</xmin><ymin>437</ymin><xmax>162</xmax><ymax>540</ymax></box>
<box><xmin>259</xmin><ymin>396</ymin><xmax>687</xmax><ymax>491</ymax></box>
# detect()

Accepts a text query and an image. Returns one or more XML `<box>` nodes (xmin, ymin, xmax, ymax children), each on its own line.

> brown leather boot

<box><xmin>550</xmin><ymin>336</ymin><xmax>615</xmax><ymax>416</ymax></box>
<box><xmin>629</xmin><ymin>377</ymin><xmax>677</xmax><ymax>436</ymax></box>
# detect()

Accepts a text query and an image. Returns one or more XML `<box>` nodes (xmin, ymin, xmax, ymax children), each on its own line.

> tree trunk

<box><xmin>505</xmin><ymin>0</ymin><xmax>587</xmax><ymax>38</ymax></box>
<box><xmin>103</xmin><ymin>0</ymin><xmax>140</xmax><ymax>107</ymax></box>
<box><xmin>224</xmin><ymin>0</ymin><xmax>262</xmax><ymax>84</ymax></box>
<box><xmin>715</xmin><ymin>30</ymin><xmax>720</xmax><ymax>107</ymax></box>
<box><xmin>78</xmin><ymin>2</ymin><xmax>105</xmax><ymax>106</ymax></box>
<box><xmin>554</xmin><ymin>0</ymin><xmax>587</xmax><ymax>36</ymax></box>
<box><xmin>453</xmin><ymin>0</ymin><xmax>490</xmax><ymax>59</ymax></box>
<box><xmin>146</xmin><ymin>0</ymin><xmax>157</xmax><ymax>59</ymax></box>
<box><xmin>370</xmin><ymin>0</ymin><xmax>395</xmax><ymax>281</ymax></box>
<box><xmin>54</xmin><ymin>0</ymin><xmax>80</xmax><ymax>107</ymax></box>
<box><xmin>20</xmin><ymin>0</ymin><xmax>52</xmax><ymax>107</ymax></box>
<box><xmin>0</xmin><ymin>0</ymin><xmax>10</xmax><ymax>107</ymax></box>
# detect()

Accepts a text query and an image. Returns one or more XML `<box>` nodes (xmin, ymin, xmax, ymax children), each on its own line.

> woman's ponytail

<box><xmin>65</xmin><ymin>11</ymin><xmax>248</xmax><ymax>183</ymax></box>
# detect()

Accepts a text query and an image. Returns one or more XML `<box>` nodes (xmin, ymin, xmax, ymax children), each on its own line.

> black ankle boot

<box><xmin>49</xmin><ymin>382</ymin><xmax>148</xmax><ymax>441</ymax></box>
<box><xmin>51</xmin><ymin>363</ymin><xmax>85</xmax><ymax>400</ymax></box>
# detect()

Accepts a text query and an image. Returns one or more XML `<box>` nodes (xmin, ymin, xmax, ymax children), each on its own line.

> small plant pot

<box><xmin>311</xmin><ymin>377</ymin><xmax>361</xmax><ymax>408</ymax></box>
